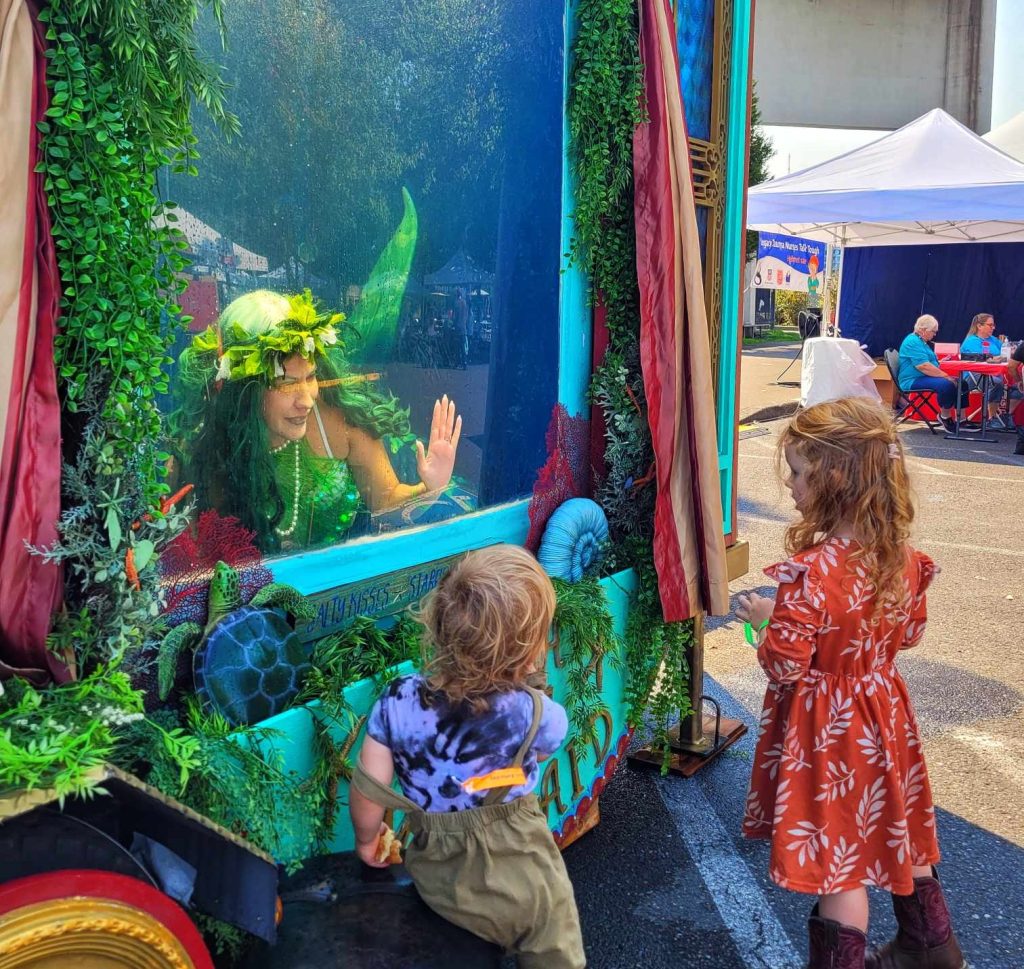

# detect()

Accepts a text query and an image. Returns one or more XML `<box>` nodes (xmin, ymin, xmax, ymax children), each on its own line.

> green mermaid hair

<box><xmin>171</xmin><ymin>289</ymin><xmax>411</xmax><ymax>551</ymax></box>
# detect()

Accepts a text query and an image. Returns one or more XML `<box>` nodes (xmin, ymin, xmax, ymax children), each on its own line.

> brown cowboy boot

<box><xmin>865</xmin><ymin>869</ymin><xmax>966</xmax><ymax>969</ymax></box>
<box><xmin>808</xmin><ymin>904</ymin><xmax>867</xmax><ymax>969</ymax></box>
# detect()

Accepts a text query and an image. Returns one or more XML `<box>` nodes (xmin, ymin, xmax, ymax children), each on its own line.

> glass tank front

<box><xmin>161</xmin><ymin>0</ymin><xmax>564</xmax><ymax>558</ymax></box>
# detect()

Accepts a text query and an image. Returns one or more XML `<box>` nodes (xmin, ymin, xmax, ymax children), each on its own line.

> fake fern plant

<box><xmin>568</xmin><ymin>0</ymin><xmax>694</xmax><ymax>764</ymax></box>
<box><xmin>552</xmin><ymin>577</ymin><xmax>623</xmax><ymax>745</ymax></box>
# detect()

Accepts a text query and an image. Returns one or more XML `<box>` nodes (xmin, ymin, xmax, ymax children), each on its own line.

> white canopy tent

<box><xmin>984</xmin><ymin>111</ymin><xmax>1024</xmax><ymax>163</ymax></box>
<box><xmin>747</xmin><ymin>108</ymin><xmax>1024</xmax><ymax>248</ymax></box>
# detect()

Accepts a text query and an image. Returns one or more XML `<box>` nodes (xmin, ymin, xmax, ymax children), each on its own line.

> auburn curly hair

<box><xmin>415</xmin><ymin>544</ymin><xmax>555</xmax><ymax>712</ymax></box>
<box><xmin>777</xmin><ymin>397</ymin><xmax>915</xmax><ymax>610</ymax></box>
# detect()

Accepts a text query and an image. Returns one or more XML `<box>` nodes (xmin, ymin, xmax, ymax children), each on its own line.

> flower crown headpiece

<box><xmin>191</xmin><ymin>289</ymin><xmax>344</xmax><ymax>384</ymax></box>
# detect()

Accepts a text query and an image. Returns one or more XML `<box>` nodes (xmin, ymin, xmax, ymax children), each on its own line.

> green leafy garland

<box><xmin>552</xmin><ymin>577</ymin><xmax>622</xmax><ymax>744</ymax></box>
<box><xmin>39</xmin><ymin>0</ymin><xmax>236</xmax><ymax>485</ymax></box>
<box><xmin>36</xmin><ymin>0</ymin><xmax>237</xmax><ymax>664</ymax></box>
<box><xmin>568</xmin><ymin>0</ymin><xmax>693</xmax><ymax>763</ymax></box>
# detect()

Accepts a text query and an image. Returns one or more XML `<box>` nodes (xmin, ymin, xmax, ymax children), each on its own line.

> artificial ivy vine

<box><xmin>552</xmin><ymin>577</ymin><xmax>622</xmax><ymax>745</ymax></box>
<box><xmin>36</xmin><ymin>0</ymin><xmax>238</xmax><ymax>666</ymax></box>
<box><xmin>568</xmin><ymin>0</ymin><xmax>694</xmax><ymax>762</ymax></box>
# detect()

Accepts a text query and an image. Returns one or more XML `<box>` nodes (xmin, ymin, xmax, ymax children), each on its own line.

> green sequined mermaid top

<box><xmin>270</xmin><ymin>432</ymin><xmax>363</xmax><ymax>549</ymax></box>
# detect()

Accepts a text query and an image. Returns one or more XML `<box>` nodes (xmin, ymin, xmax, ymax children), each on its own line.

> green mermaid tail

<box><xmin>344</xmin><ymin>187</ymin><xmax>418</xmax><ymax>362</ymax></box>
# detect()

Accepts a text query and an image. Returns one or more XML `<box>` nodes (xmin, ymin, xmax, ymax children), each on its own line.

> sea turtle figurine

<box><xmin>157</xmin><ymin>561</ymin><xmax>316</xmax><ymax>726</ymax></box>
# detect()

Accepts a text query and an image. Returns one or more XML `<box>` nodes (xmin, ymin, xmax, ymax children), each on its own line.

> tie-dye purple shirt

<box><xmin>366</xmin><ymin>674</ymin><xmax>568</xmax><ymax>812</ymax></box>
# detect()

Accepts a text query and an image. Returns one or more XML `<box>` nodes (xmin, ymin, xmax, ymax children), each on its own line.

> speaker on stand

<box><xmin>775</xmin><ymin>308</ymin><xmax>822</xmax><ymax>384</ymax></box>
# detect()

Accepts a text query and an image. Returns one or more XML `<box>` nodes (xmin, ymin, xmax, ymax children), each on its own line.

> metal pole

<box><xmin>677</xmin><ymin>612</ymin><xmax>708</xmax><ymax>749</ymax></box>
<box><xmin>831</xmin><ymin>226</ymin><xmax>847</xmax><ymax>337</ymax></box>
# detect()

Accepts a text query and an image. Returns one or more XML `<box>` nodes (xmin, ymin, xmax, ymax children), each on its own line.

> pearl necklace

<box><xmin>273</xmin><ymin>439</ymin><xmax>301</xmax><ymax>538</ymax></box>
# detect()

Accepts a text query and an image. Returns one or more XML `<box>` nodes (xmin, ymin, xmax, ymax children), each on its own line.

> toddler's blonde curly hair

<box><xmin>416</xmin><ymin>544</ymin><xmax>555</xmax><ymax>712</ymax></box>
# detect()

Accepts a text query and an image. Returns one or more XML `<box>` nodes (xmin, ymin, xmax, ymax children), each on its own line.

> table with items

<box><xmin>937</xmin><ymin>359</ymin><xmax>1010</xmax><ymax>442</ymax></box>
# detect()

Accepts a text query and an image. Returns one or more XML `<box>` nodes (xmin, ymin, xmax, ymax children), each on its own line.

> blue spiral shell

<box><xmin>537</xmin><ymin>498</ymin><xmax>609</xmax><ymax>582</ymax></box>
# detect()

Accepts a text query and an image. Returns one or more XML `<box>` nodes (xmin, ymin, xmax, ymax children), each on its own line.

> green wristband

<box><xmin>743</xmin><ymin>618</ymin><xmax>769</xmax><ymax>646</ymax></box>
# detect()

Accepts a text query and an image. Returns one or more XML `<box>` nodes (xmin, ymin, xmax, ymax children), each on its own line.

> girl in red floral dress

<box><xmin>736</xmin><ymin>397</ymin><xmax>966</xmax><ymax>969</ymax></box>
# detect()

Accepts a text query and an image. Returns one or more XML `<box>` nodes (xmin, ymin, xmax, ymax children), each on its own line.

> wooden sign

<box><xmin>298</xmin><ymin>554</ymin><xmax>462</xmax><ymax>642</ymax></box>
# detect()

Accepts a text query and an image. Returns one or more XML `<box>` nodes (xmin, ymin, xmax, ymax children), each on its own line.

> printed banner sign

<box><xmin>755</xmin><ymin>232</ymin><xmax>827</xmax><ymax>295</ymax></box>
<box><xmin>299</xmin><ymin>554</ymin><xmax>461</xmax><ymax>642</ymax></box>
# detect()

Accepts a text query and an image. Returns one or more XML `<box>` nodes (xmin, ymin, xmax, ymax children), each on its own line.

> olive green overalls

<box><xmin>352</xmin><ymin>688</ymin><xmax>586</xmax><ymax>968</ymax></box>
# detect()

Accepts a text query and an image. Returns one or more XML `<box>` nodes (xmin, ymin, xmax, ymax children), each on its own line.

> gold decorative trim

<box><xmin>0</xmin><ymin>897</ymin><xmax>196</xmax><ymax>968</ymax></box>
<box><xmin>689</xmin><ymin>136</ymin><xmax>721</xmax><ymax>205</ymax></box>
<box><xmin>681</xmin><ymin>0</ymin><xmax>738</xmax><ymax>396</ymax></box>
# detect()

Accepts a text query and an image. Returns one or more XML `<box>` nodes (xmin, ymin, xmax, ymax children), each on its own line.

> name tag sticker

<box><xmin>461</xmin><ymin>767</ymin><xmax>528</xmax><ymax>793</ymax></box>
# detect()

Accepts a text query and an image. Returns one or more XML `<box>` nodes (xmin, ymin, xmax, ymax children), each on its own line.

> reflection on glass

<box><xmin>160</xmin><ymin>0</ymin><xmax>564</xmax><ymax>556</ymax></box>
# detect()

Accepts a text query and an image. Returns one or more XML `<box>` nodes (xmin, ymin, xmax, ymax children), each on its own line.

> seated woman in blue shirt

<box><xmin>897</xmin><ymin>314</ymin><xmax>961</xmax><ymax>432</ymax></box>
<box><xmin>960</xmin><ymin>312</ymin><xmax>1019</xmax><ymax>430</ymax></box>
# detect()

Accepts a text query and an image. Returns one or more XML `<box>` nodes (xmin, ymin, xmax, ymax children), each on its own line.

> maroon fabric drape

<box><xmin>633</xmin><ymin>0</ymin><xmax>729</xmax><ymax>620</ymax></box>
<box><xmin>0</xmin><ymin>5</ymin><xmax>65</xmax><ymax>682</ymax></box>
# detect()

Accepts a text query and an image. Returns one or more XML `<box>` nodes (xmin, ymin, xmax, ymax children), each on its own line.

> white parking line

<box><xmin>739</xmin><ymin>512</ymin><xmax>1024</xmax><ymax>561</ymax></box>
<box><xmin>656</xmin><ymin>778</ymin><xmax>800</xmax><ymax>969</ymax></box>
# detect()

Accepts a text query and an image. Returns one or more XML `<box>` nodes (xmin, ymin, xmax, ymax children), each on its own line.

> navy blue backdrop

<box><xmin>839</xmin><ymin>243</ymin><xmax>1024</xmax><ymax>356</ymax></box>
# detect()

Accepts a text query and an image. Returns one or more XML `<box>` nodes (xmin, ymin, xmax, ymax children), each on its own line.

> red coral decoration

<box><xmin>525</xmin><ymin>404</ymin><xmax>592</xmax><ymax>551</ymax></box>
<box><xmin>552</xmin><ymin>728</ymin><xmax>634</xmax><ymax>847</ymax></box>
<box><xmin>160</xmin><ymin>511</ymin><xmax>273</xmax><ymax>626</ymax></box>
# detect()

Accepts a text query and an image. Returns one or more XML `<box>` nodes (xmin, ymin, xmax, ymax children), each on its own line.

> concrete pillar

<box><xmin>752</xmin><ymin>0</ymin><xmax>997</xmax><ymax>133</ymax></box>
<box><xmin>943</xmin><ymin>0</ymin><xmax>996</xmax><ymax>132</ymax></box>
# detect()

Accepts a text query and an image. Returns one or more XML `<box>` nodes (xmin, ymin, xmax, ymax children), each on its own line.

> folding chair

<box><xmin>884</xmin><ymin>348</ymin><xmax>939</xmax><ymax>434</ymax></box>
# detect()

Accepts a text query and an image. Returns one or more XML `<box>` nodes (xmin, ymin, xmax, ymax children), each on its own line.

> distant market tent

<box><xmin>984</xmin><ymin>111</ymin><xmax>1024</xmax><ymax>163</ymax></box>
<box><xmin>748</xmin><ymin>109</ymin><xmax>1024</xmax><ymax>354</ymax></box>
<box><xmin>747</xmin><ymin>109</ymin><xmax>1024</xmax><ymax>247</ymax></box>
<box><xmin>157</xmin><ymin>205</ymin><xmax>269</xmax><ymax>272</ymax></box>
<box><xmin>423</xmin><ymin>249</ymin><xmax>494</xmax><ymax>291</ymax></box>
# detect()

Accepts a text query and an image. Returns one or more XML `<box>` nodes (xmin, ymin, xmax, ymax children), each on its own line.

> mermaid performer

<box><xmin>173</xmin><ymin>289</ymin><xmax>462</xmax><ymax>553</ymax></box>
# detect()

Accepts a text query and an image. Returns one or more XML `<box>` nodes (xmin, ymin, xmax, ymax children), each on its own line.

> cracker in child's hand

<box><xmin>375</xmin><ymin>825</ymin><xmax>402</xmax><ymax>864</ymax></box>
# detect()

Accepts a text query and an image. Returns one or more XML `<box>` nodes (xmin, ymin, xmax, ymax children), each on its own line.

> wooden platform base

<box><xmin>628</xmin><ymin>715</ymin><xmax>748</xmax><ymax>777</ymax></box>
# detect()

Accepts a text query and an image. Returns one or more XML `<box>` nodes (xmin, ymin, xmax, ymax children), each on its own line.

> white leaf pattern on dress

<box><xmin>798</xmin><ymin>674</ymin><xmax>830</xmax><ymax>712</ymax></box>
<box><xmin>781</xmin><ymin>725</ymin><xmax>811</xmax><ymax>773</ymax></box>
<box><xmin>902</xmin><ymin>762</ymin><xmax>925</xmax><ymax>811</ymax></box>
<box><xmin>862</xmin><ymin>860</ymin><xmax>894</xmax><ymax>890</ymax></box>
<box><xmin>773</xmin><ymin>778</ymin><xmax>793</xmax><ymax>826</ymax></box>
<box><xmin>761</xmin><ymin>741</ymin><xmax>784</xmax><ymax>780</ymax></box>
<box><xmin>904</xmin><ymin>719</ymin><xmax>920</xmax><ymax>749</ymax></box>
<box><xmin>815</xmin><ymin>760</ymin><xmax>856</xmax><ymax>803</ymax></box>
<box><xmin>786</xmin><ymin>821</ymin><xmax>830</xmax><ymax>867</ymax></box>
<box><xmin>857</xmin><ymin>777</ymin><xmax>886</xmax><ymax>841</ymax></box>
<box><xmin>887</xmin><ymin>820</ymin><xmax>910</xmax><ymax>864</ymax></box>
<box><xmin>845</xmin><ymin>565</ymin><xmax>875</xmax><ymax>613</ymax></box>
<box><xmin>743</xmin><ymin>789</ymin><xmax>768</xmax><ymax>832</ymax></box>
<box><xmin>822</xmin><ymin>837</ymin><xmax>860</xmax><ymax>892</ymax></box>
<box><xmin>813</xmin><ymin>692</ymin><xmax>854</xmax><ymax>751</ymax></box>
<box><xmin>856</xmin><ymin>723</ymin><xmax>893</xmax><ymax>769</ymax></box>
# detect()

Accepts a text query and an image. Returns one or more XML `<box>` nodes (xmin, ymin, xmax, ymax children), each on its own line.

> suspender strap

<box><xmin>352</xmin><ymin>761</ymin><xmax>421</xmax><ymax>814</ymax></box>
<box><xmin>482</xmin><ymin>687</ymin><xmax>544</xmax><ymax>806</ymax></box>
